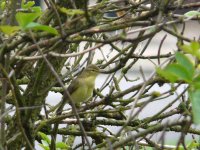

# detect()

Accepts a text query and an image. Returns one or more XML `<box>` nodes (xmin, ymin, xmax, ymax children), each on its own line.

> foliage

<box><xmin>157</xmin><ymin>42</ymin><xmax>200</xmax><ymax>123</ymax></box>
<box><xmin>38</xmin><ymin>132</ymin><xmax>70</xmax><ymax>150</ymax></box>
<box><xmin>0</xmin><ymin>0</ymin><xmax>58</xmax><ymax>35</ymax></box>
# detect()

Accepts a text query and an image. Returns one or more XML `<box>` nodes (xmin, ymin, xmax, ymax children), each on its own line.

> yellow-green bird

<box><xmin>67</xmin><ymin>64</ymin><xmax>100</xmax><ymax>103</ymax></box>
<box><xmin>56</xmin><ymin>64</ymin><xmax>100</xmax><ymax>114</ymax></box>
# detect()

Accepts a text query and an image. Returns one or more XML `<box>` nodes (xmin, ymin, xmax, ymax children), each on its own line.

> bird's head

<box><xmin>83</xmin><ymin>64</ymin><xmax>100</xmax><ymax>77</ymax></box>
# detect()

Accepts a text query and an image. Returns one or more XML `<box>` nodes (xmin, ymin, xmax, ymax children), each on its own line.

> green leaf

<box><xmin>190</xmin><ymin>89</ymin><xmax>200</xmax><ymax>124</ymax></box>
<box><xmin>38</xmin><ymin>132</ymin><xmax>51</xmax><ymax>144</ymax></box>
<box><xmin>184</xmin><ymin>11</ymin><xmax>200</xmax><ymax>17</ymax></box>
<box><xmin>191</xmin><ymin>74</ymin><xmax>200</xmax><ymax>89</ymax></box>
<box><xmin>56</xmin><ymin>142</ymin><xmax>70</xmax><ymax>149</ymax></box>
<box><xmin>0</xmin><ymin>25</ymin><xmax>20</xmax><ymax>35</ymax></box>
<box><xmin>187</xmin><ymin>140</ymin><xmax>199</xmax><ymax>149</ymax></box>
<box><xmin>1</xmin><ymin>1</ymin><xmax>6</xmax><ymax>10</ymax></box>
<box><xmin>39</xmin><ymin>144</ymin><xmax>50</xmax><ymax>150</ymax></box>
<box><xmin>180</xmin><ymin>42</ymin><xmax>200</xmax><ymax>59</ymax></box>
<box><xmin>175</xmin><ymin>52</ymin><xmax>194</xmax><ymax>76</ymax></box>
<box><xmin>21</xmin><ymin>0</ymin><xmax>35</xmax><ymax>9</ymax></box>
<box><xmin>16</xmin><ymin>12</ymin><xmax>41</xmax><ymax>28</ymax></box>
<box><xmin>156</xmin><ymin>67</ymin><xmax>178</xmax><ymax>83</ymax></box>
<box><xmin>165</xmin><ymin>64</ymin><xmax>192</xmax><ymax>82</ymax></box>
<box><xmin>25</xmin><ymin>22</ymin><xmax>58</xmax><ymax>35</ymax></box>
<box><xmin>32</xmin><ymin>6</ymin><xmax>42</xmax><ymax>13</ymax></box>
<box><xmin>191</xmin><ymin>41</ymin><xmax>200</xmax><ymax>51</ymax></box>
<box><xmin>180</xmin><ymin>44</ymin><xmax>193</xmax><ymax>53</ymax></box>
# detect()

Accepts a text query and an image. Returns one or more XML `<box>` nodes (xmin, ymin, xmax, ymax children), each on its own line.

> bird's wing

<box><xmin>67</xmin><ymin>78</ymin><xmax>80</xmax><ymax>95</ymax></box>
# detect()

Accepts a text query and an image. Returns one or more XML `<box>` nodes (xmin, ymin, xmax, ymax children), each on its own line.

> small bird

<box><xmin>56</xmin><ymin>64</ymin><xmax>100</xmax><ymax>114</ymax></box>
<box><xmin>67</xmin><ymin>64</ymin><xmax>100</xmax><ymax>103</ymax></box>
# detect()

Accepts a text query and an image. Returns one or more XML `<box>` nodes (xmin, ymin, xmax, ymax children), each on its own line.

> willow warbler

<box><xmin>56</xmin><ymin>64</ymin><xmax>100</xmax><ymax>114</ymax></box>
<box><xmin>67</xmin><ymin>64</ymin><xmax>100</xmax><ymax>103</ymax></box>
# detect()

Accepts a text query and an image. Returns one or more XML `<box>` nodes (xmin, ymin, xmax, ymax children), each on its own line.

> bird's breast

<box><xmin>70</xmin><ymin>76</ymin><xmax>96</xmax><ymax>103</ymax></box>
<box><xmin>83</xmin><ymin>76</ymin><xmax>96</xmax><ymax>87</ymax></box>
